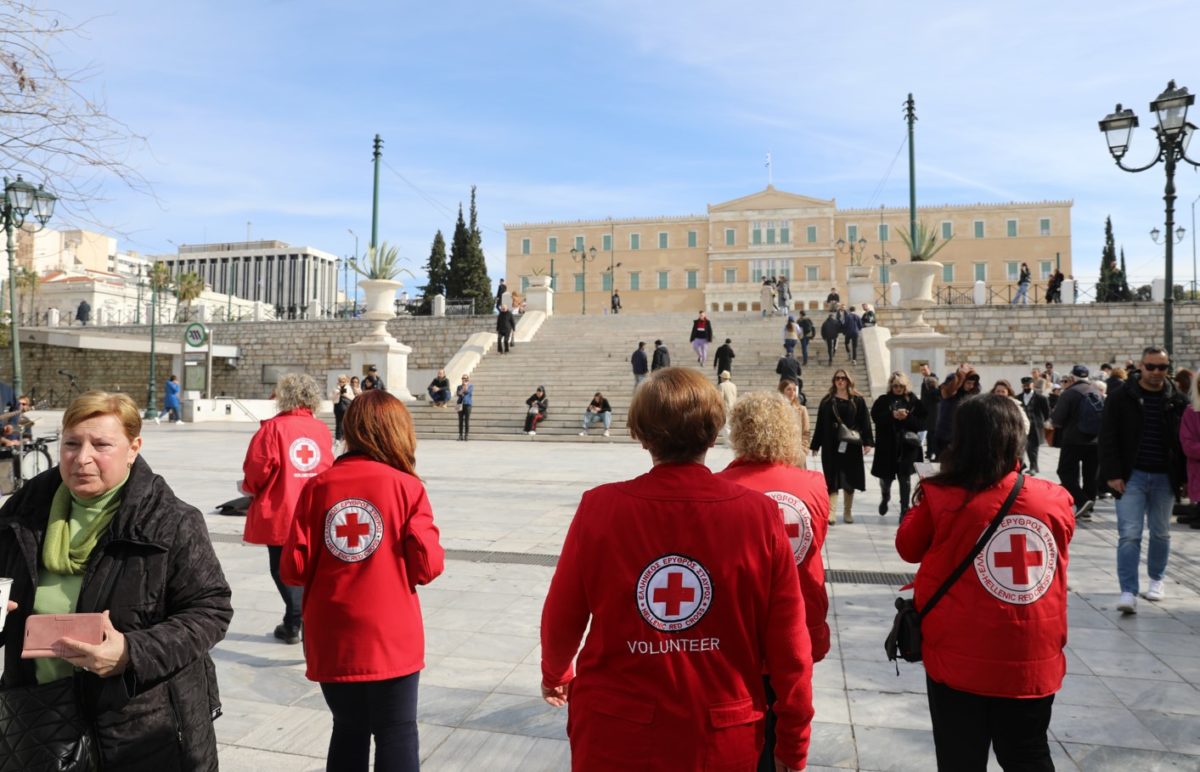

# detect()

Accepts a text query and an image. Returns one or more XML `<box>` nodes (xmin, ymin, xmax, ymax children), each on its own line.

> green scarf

<box><xmin>42</xmin><ymin>475</ymin><xmax>128</xmax><ymax>576</ymax></box>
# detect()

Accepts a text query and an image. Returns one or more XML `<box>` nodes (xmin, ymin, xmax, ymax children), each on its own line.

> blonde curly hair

<box><xmin>728</xmin><ymin>391</ymin><xmax>804</xmax><ymax>466</ymax></box>
<box><xmin>275</xmin><ymin>373</ymin><xmax>322</xmax><ymax>413</ymax></box>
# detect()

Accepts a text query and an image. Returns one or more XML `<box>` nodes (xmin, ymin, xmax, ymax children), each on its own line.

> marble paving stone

<box><xmin>1049</xmin><ymin>702</ymin><xmax>1167</xmax><ymax>751</ymax></box>
<box><xmin>420</xmin><ymin>727</ymin><xmax>540</xmax><ymax>770</ymax></box>
<box><xmin>846</xmin><ymin>690</ymin><xmax>933</xmax><ymax>732</ymax></box>
<box><xmin>812</xmin><ymin>659</ymin><xmax>848</xmax><ymax>690</ymax></box>
<box><xmin>217</xmin><ymin>745</ymin><xmax>326</xmax><ymax>771</ymax></box>
<box><xmin>1056</xmin><ymin>674</ymin><xmax>1122</xmax><ymax>707</ymax></box>
<box><xmin>233</xmin><ymin>706</ymin><xmax>333</xmax><ymax>757</ymax></box>
<box><xmin>213</xmin><ymin>698</ymin><xmax>289</xmax><ymax>746</ymax></box>
<box><xmin>1127</xmin><ymin>630</ymin><xmax>1200</xmax><ymax>657</ymax></box>
<box><xmin>494</xmin><ymin>662</ymin><xmax>543</xmax><ymax>698</ymax></box>
<box><xmin>418</xmin><ymin>722</ymin><xmax>457</xmax><ymax>761</ymax></box>
<box><xmin>1062</xmin><ymin>742</ymin><xmax>1200</xmax><ymax>771</ymax></box>
<box><xmin>1070</xmin><ymin>647</ymin><xmax>1182</xmax><ymax>681</ymax></box>
<box><xmin>811</xmin><ymin>687</ymin><xmax>852</xmax><ymax>724</ymax></box>
<box><xmin>460</xmin><ymin>692</ymin><xmax>568</xmax><ymax>740</ymax></box>
<box><xmin>853</xmin><ymin>725</ymin><xmax>939</xmax><ymax>772</ymax></box>
<box><xmin>422</xmin><ymin>655</ymin><xmax>518</xmax><ymax>692</ymax></box>
<box><xmin>1103</xmin><ymin>676</ymin><xmax>1200</xmax><ymax>715</ymax></box>
<box><xmin>842</xmin><ymin>659</ymin><xmax>927</xmax><ymax>694</ymax></box>
<box><xmin>417</xmin><ymin>685</ymin><xmax>492</xmax><ymax>727</ymax></box>
<box><xmin>1157</xmin><ymin>654</ymin><xmax>1200</xmax><ymax>684</ymax></box>
<box><xmin>1137</xmin><ymin>711</ymin><xmax>1200</xmax><ymax>755</ymax></box>
<box><xmin>214</xmin><ymin>660</ymin><xmax>320</xmax><ymax>706</ymax></box>
<box><xmin>1062</xmin><ymin>626</ymin><xmax>1148</xmax><ymax>653</ymax></box>
<box><xmin>422</xmin><ymin>605</ymin><xmax>508</xmax><ymax>633</ymax></box>
<box><xmin>806</xmin><ymin>721</ymin><xmax>857</xmax><ymax>768</ymax></box>
<box><xmin>450</xmin><ymin>631</ymin><xmax>540</xmax><ymax>663</ymax></box>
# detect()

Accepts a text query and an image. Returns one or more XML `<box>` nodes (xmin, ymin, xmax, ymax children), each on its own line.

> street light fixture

<box><xmin>347</xmin><ymin>228</ymin><xmax>359</xmax><ymax>312</ymax></box>
<box><xmin>338</xmin><ymin>256</ymin><xmax>357</xmax><ymax>317</ymax></box>
<box><xmin>835</xmin><ymin>236</ymin><xmax>870</xmax><ymax>275</ymax></box>
<box><xmin>569</xmin><ymin>245</ymin><xmax>597</xmax><ymax>314</ymax></box>
<box><xmin>4</xmin><ymin>175</ymin><xmax>56</xmax><ymax>407</ymax></box>
<box><xmin>1149</xmin><ymin>226</ymin><xmax>1186</xmax><ymax>244</ymax></box>
<box><xmin>1099</xmin><ymin>80</ymin><xmax>1200</xmax><ymax>354</ymax></box>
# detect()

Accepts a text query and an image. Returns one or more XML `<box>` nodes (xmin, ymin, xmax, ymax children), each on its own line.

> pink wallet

<box><xmin>22</xmin><ymin>613</ymin><xmax>106</xmax><ymax>659</ymax></box>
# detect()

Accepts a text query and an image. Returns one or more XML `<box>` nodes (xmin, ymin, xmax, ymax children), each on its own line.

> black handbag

<box><xmin>834</xmin><ymin>399</ymin><xmax>863</xmax><ymax>445</ymax></box>
<box><xmin>885</xmin><ymin>473</ymin><xmax>1025</xmax><ymax>669</ymax></box>
<box><xmin>0</xmin><ymin>673</ymin><xmax>98</xmax><ymax>771</ymax></box>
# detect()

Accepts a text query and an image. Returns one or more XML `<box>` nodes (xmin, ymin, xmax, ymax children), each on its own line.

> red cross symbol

<box><xmin>785</xmin><ymin>522</ymin><xmax>801</xmax><ymax>538</ymax></box>
<box><xmin>336</xmin><ymin>512</ymin><xmax>371</xmax><ymax>548</ymax></box>
<box><xmin>295</xmin><ymin>442</ymin><xmax>315</xmax><ymax>465</ymax></box>
<box><xmin>993</xmin><ymin>533</ymin><xmax>1044</xmax><ymax>585</ymax></box>
<box><xmin>652</xmin><ymin>571</ymin><xmax>695</xmax><ymax>616</ymax></box>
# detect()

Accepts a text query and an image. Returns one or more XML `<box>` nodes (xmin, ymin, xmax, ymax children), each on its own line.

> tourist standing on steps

<box><xmin>610</xmin><ymin>290</ymin><xmax>622</xmax><ymax>314</ymax></box>
<box><xmin>870</xmin><ymin>372</ymin><xmax>924</xmax><ymax>519</ymax></box>
<box><xmin>897</xmin><ymin>394</ymin><xmax>1074</xmax><ymax>772</ymax></box>
<box><xmin>761</xmin><ymin>277</ymin><xmax>777</xmax><ymax>317</ymax></box>
<box><xmin>689</xmin><ymin>311</ymin><xmax>714</xmax><ymax>365</ymax></box>
<box><xmin>1012</xmin><ymin>262</ymin><xmax>1032</xmax><ymax>305</ymax></box>
<box><xmin>776</xmin><ymin>276</ymin><xmax>792</xmax><ymax>315</ymax></box>
<box><xmin>282</xmin><ymin>389</ymin><xmax>445</xmax><ymax>772</ymax></box>
<box><xmin>842</xmin><ymin>306</ymin><xmax>862</xmax><ymax>365</ymax></box>
<box><xmin>782</xmin><ymin>316</ymin><xmax>800</xmax><ymax>356</ymax></box>
<box><xmin>333</xmin><ymin>374</ymin><xmax>353</xmax><ymax>447</ymax></box>
<box><xmin>524</xmin><ymin>386</ymin><xmax>548</xmax><ymax>435</ymax></box>
<box><xmin>776</xmin><ymin>348</ymin><xmax>802</xmax><ymax>387</ymax></box>
<box><xmin>810</xmin><ymin>369</ymin><xmax>873</xmax><ymax>525</ymax></box>
<box><xmin>156</xmin><ymin>373</ymin><xmax>182</xmax><ymax>424</ymax></box>
<box><xmin>455</xmin><ymin>375</ymin><xmax>473</xmax><ymax>441</ymax></box>
<box><xmin>820</xmin><ymin>312</ymin><xmax>841</xmax><ymax>366</ymax></box>
<box><xmin>1020</xmin><ymin>376</ymin><xmax>1051</xmax><ymax>474</ymax></box>
<box><xmin>631</xmin><ymin>341</ymin><xmax>649</xmax><ymax>387</ymax></box>
<box><xmin>651</xmin><ymin>339</ymin><xmax>671</xmax><ymax>370</ymax></box>
<box><xmin>579</xmin><ymin>392</ymin><xmax>612</xmax><ymax>437</ymax></box>
<box><xmin>241</xmin><ymin>373</ymin><xmax>334</xmax><ymax>645</ymax></box>
<box><xmin>496</xmin><ymin>278</ymin><xmax>507</xmax><ymax>310</ymax></box>
<box><xmin>540</xmin><ymin>368</ymin><xmax>815</xmax><ymax>772</ymax></box>
<box><xmin>1099</xmin><ymin>346</ymin><xmax>1188</xmax><ymax>615</ymax></box>
<box><xmin>797</xmin><ymin>310</ymin><xmax>814</xmax><ymax>365</ymax></box>
<box><xmin>1051</xmin><ymin>365</ymin><xmax>1103</xmax><ymax>520</ymax></box>
<box><xmin>719</xmin><ymin>391</ymin><xmax>829</xmax><ymax>770</ymax></box>
<box><xmin>496</xmin><ymin>304</ymin><xmax>515</xmax><ymax>354</ymax></box>
<box><xmin>1177</xmin><ymin>374</ymin><xmax>1200</xmax><ymax>531</ymax></box>
<box><xmin>825</xmin><ymin>286</ymin><xmax>840</xmax><ymax>312</ymax></box>
<box><xmin>860</xmin><ymin>303</ymin><xmax>876</xmax><ymax>326</ymax></box>
<box><xmin>714</xmin><ymin>337</ymin><xmax>735</xmax><ymax>382</ymax></box>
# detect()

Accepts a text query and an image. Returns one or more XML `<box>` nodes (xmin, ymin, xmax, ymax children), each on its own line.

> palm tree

<box><xmin>898</xmin><ymin>222</ymin><xmax>954</xmax><ymax>262</ymax></box>
<box><xmin>148</xmin><ymin>263</ymin><xmax>172</xmax><ymax>323</ymax></box>
<box><xmin>174</xmin><ymin>271</ymin><xmax>204</xmax><ymax>322</ymax></box>
<box><xmin>14</xmin><ymin>267</ymin><xmax>39</xmax><ymax>325</ymax></box>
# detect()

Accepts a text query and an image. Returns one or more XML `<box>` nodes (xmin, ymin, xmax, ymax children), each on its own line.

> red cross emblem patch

<box><xmin>973</xmin><ymin>514</ymin><xmax>1058</xmax><ymax>605</ymax></box>
<box><xmin>323</xmin><ymin>499</ymin><xmax>384</xmax><ymax>562</ymax></box>
<box><xmin>635</xmin><ymin>554</ymin><xmax>713</xmax><ymax>633</ymax></box>
<box><xmin>766</xmin><ymin>490</ymin><xmax>814</xmax><ymax>564</ymax></box>
<box><xmin>289</xmin><ymin>437</ymin><xmax>321</xmax><ymax>473</ymax></box>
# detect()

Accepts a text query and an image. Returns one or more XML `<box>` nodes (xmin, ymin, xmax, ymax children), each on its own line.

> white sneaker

<box><xmin>1117</xmin><ymin>592</ymin><xmax>1138</xmax><ymax>615</ymax></box>
<box><xmin>528</xmin><ymin>431</ymin><xmax>536</xmax><ymax>436</ymax></box>
<box><xmin>174</xmin><ymin>420</ymin><xmax>183</xmax><ymax>424</ymax></box>
<box><xmin>603</xmin><ymin>430</ymin><xmax>610</xmax><ymax>437</ymax></box>
<box><xmin>578</xmin><ymin>431</ymin><xmax>587</xmax><ymax>436</ymax></box>
<box><xmin>153</xmin><ymin>416</ymin><xmax>160</xmax><ymax>425</ymax></box>
<box><xmin>1143</xmin><ymin>579</ymin><xmax>1166</xmax><ymax>602</ymax></box>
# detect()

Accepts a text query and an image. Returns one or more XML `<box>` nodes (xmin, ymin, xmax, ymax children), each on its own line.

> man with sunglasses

<box><xmin>1099</xmin><ymin>347</ymin><xmax>1188</xmax><ymax>615</ymax></box>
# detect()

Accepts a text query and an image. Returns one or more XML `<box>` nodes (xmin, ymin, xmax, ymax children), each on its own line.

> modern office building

<box><xmin>504</xmin><ymin>186</ymin><xmax>1073</xmax><ymax>314</ymax></box>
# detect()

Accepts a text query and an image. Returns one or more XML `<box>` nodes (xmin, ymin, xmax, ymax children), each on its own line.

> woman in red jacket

<box><xmin>897</xmin><ymin>394</ymin><xmax>1074</xmax><ymax>771</ymax></box>
<box><xmin>541</xmin><ymin>367</ymin><xmax>814</xmax><ymax>772</ymax></box>
<box><xmin>717</xmin><ymin>390</ymin><xmax>830</xmax><ymax>772</ymax></box>
<box><xmin>281</xmin><ymin>389</ymin><xmax>444</xmax><ymax>772</ymax></box>
<box><xmin>241</xmin><ymin>373</ymin><xmax>333</xmax><ymax>644</ymax></box>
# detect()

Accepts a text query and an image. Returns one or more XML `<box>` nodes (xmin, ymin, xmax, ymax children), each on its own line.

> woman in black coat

<box><xmin>524</xmin><ymin>386</ymin><xmax>549</xmax><ymax>435</ymax></box>
<box><xmin>870</xmin><ymin>372</ymin><xmax>926</xmax><ymax>519</ymax></box>
<box><xmin>0</xmin><ymin>391</ymin><xmax>232</xmax><ymax>771</ymax></box>
<box><xmin>809</xmin><ymin>368</ymin><xmax>874</xmax><ymax>525</ymax></box>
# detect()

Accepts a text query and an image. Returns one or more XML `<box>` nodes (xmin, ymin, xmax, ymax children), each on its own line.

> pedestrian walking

<box><xmin>797</xmin><ymin>310</ymin><xmax>814</xmax><ymax>365</ymax></box>
<box><xmin>810</xmin><ymin>368</ymin><xmax>873</xmax><ymax>525</ymax></box>
<box><xmin>155</xmin><ymin>373</ymin><xmax>182</xmax><ymax>424</ymax></box>
<box><xmin>820</xmin><ymin>312</ymin><xmax>841</xmax><ymax>366</ymax></box>
<box><xmin>1012</xmin><ymin>262</ymin><xmax>1032</xmax><ymax>305</ymax></box>
<box><xmin>860</xmin><ymin>303</ymin><xmax>876</xmax><ymax>326</ymax></box>
<box><xmin>651</xmin><ymin>339</ymin><xmax>671</xmax><ymax>370</ymax></box>
<box><xmin>935</xmin><ymin>363</ymin><xmax>982</xmax><ymax>453</ymax></box>
<box><xmin>1177</xmin><ymin>374</ymin><xmax>1200</xmax><ymax>531</ymax></box>
<box><xmin>713</xmin><ymin>338</ymin><xmax>735</xmax><ymax>382</ymax></box>
<box><xmin>496</xmin><ymin>304</ymin><xmax>515</xmax><ymax>354</ymax></box>
<box><xmin>1051</xmin><ymin>365</ymin><xmax>1104</xmax><ymax>520</ymax></box>
<box><xmin>783</xmin><ymin>316</ymin><xmax>800</xmax><ymax>357</ymax></box>
<box><xmin>1099</xmin><ymin>346</ymin><xmax>1188</xmax><ymax>614</ymax></box>
<box><xmin>717</xmin><ymin>370</ymin><xmax>737</xmax><ymax>434</ymax></box>
<box><xmin>843</xmin><ymin>307</ymin><xmax>862</xmax><ymax>364</ymax></box>
<box><xmin>1020</xmin><ymin>376</ymin><xmax>1051</xmax><ymax>474</ymax></box>
<box><xmin>689</xmin><ymin>311</ymin><xmax>714</xmax><ymax>364</ymax></box>
<box><xmin>631</xmin><ymin>341</ymin><xmax>649</xmax><ymax>387</ymax></box>
<box><xmin>455</xmin><ymin>375</ymin><xmax>473</xmax><ymax>441</ymax></box>
<box><xmin>778</xmin><ymin>379</ymin><xmax>811</xmax><ymax>456</ymax></box>
<box><xmin>610</xmin><ymin>290</ymin><xmax>622</xmax><ymax>314</ymax></box>
<box><xmin>776</xmin><ymin>348</ymin><xmax>802</xmax><ymax>386</ymax></box>
<box><xmin>918</xmin><ymin>364</ymin><xmax>941</xmax><ymax>460</ymax></box>
<box><xmin>871</xmin><ymin>372</ymin><xmax>925</xmax><ymax>518</ymax></box>
<box><xmin>496</xmin><ymin>278</ymin><xmax>507</xmax><ymax>310</ymax></box>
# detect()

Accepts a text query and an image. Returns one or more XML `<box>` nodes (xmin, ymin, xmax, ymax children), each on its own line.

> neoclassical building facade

<box><xmin>504</xmin><ymin>187</ymin><xmax>1073</xmax><ymax>314</ymax></box>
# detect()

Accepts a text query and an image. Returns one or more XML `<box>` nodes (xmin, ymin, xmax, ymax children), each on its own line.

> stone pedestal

<box><xmin>973</xmin><ymin>281</ymin><xmax>986</xmax><ymax>305</ymax></box>
<box><xmin>351</xmin><ymin>279</ymin><xmax>414</xmax><ymax>401</ymax></box>
<box><xmin>1063</xmin><ymin>279</ymin><xmax>1077</xmax><ymax>305</ymax></box>
<box><xmin>885</xmin><ymin>261</ymin><xmax>950</xmax><ymax>377</ymax></box>
<box><xmin>847</xmin><ymin>266</ymin><xmax>875</xmax><ymax>308</ymax></box>
<box><xmin>526</xmin><ymin>277</ymin><xmax>554</xmax><ymax>315</ymax></box>
<box><xmin>431</xmin><ymin>294</ymin><xmax>446</xmax><ymax>317</ymax></box>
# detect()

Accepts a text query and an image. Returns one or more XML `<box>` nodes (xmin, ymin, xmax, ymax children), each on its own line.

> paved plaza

<box><xmin>6</xmin><ymin>421</ymin><xmax>1200</xmax><ymax>770</ymax></box>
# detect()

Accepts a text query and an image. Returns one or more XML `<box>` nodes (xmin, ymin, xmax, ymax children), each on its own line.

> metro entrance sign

<box><xmin>184</xmin><ymin>322</ymin><xmax>209</xmax><ymax>348</ymax></box>
<box><xmin>182</xmin><ymin>322</ymin><xmax>213</xmax><ymax>400</ymax></box>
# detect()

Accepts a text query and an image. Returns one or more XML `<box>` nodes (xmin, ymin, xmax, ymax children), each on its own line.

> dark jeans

<box><xmin>845</xmin><ymin>335</ymin><xmax>859</xmax><ymax>361</ymax></box>
<box><xmin>266</xmin><ymin>545</ymin><xmax>303</xmax><ymax>630</ymax></box>
<box><xmin>428</xmin><ymin>386</ymin><xmax>450</xmax><ymax>404</ymax></box>
<box><xmin>497</xmin><ymin>331</ymin><xmax>510</xmax><ymax>353</ymax></box>
<box><xmin>879</xmin><ymin>473</ymin><xmax>912</xmax><ymax>515</ymax></box>
<box><xmin>524</xmin><ymin>412</ymin><xmax>544</xmax><ymax>432</ymax></box>
<box><xmin>800</xmin><ymin>336</ymin><xmax>810</xmax><ymax>365</ymax></box>
<box><xmin>926</xmin><ymin>675</ymin><xmax>1054</xmax><ymax>771</ymax></box>
<box><xmin>824</xmin><ymin>338</ymin><xmax>836</xmax><ymax>364</ymax></box>
<box><xmin>784</xmin><ymin>338</ymin><xmax>796</xmax><ymax>356</ymax></box>
<box><xmin>458</xmin><ymin>404</ymin><xmax>471</xmax><ymax>439</ymax></box>
<box><xmin>1026</xmin><ymin>433</ymin><xmax>1040</xmax><ymax>473</ymax></box>
<box><xmin>1057</xmin><ymin>444</ymin><xmax>1098</xmax><ymax>510</ymax></box>
<box><xmin>321</xmin><ymin>672</ymin><xmax>420</xmax><ymax>772</ymax></box>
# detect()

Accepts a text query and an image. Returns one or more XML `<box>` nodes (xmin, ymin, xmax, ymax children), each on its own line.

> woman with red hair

<box><xmin>282</xmin><ymin>389</ymin><xmax>444</xmax><ymax>771</ymax></box>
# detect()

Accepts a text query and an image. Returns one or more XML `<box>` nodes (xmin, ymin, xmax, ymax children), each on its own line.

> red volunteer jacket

<box><xmin>241</xmin><ymin>408</ymin><xmax>334</xmax><ymax>546</ymax></box>
<box><xmin>541</xmin><ymin>463</ymin><xmax>814</xmax><ymax>771</ymax></box>
<box><xmin>280</xmin><ymin>454</ymin><xmax>444</xmax><ymax>682</ymax></box>
<box><xmin>896</xmin><ymin>470</ymin><xmax>1074</xmax><ymax>698</ymax></box>
<box><xmin>717</xmin><ymin>459</ymin><xmax>831</xmax><ymax>662</ymax></box>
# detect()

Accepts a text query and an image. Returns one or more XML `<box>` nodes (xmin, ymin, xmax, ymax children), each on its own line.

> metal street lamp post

<box><xmin>835</xmin><ymin>236</ymin><xmax>870</xmax><ymax>276</ymax></box>
<box><xmin>1192</xmin><ymin>193</ymin><xmax>1200</xmax><ymax>298</ymax></box>
<box><xmin>347</xmin><ymin>228</ymin><xmax>359</xmax><ymax>313</ymax></box>
<box><xmin>144</xmin><ymin>267</ymin><xmax>161</xmax><ymax>420</ymax></box>
<box><xmin>569</xmin><ymin>245</ymin><xmax>597</xmax><ymax>314</ymax></box>
<box><xmin>135</xmin><ymin>264</ymin><xmax>143</xmax><ymax>324</ymax></box>
<box><xmin>339</xmin><ymin>256</ymin><xmax>356</xmax><ymax>317</ymax></box>
<box><xmin>3</xmin><ymin>175</ymin><xmax>56</xmax><ymax>405</ymax></box>
<box><xmin>1099</xmin><ymin>80</ymin><xmax>1200</xmax><ymax>355</ymax></box>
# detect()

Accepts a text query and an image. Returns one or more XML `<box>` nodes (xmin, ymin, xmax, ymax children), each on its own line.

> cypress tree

<box><xmin>1098</xmin><ymin>216</ymin><xmax>1118</xmax><ymax>301</ymax></box>
<box><xmin>1117</xmin><ymin>247</ymin><xmax>1133</xmax><ymax>301</ymax></box>
<box><xmin>418</xmin><ymin>230</ymin><xmax>449</xmax><ymax>314</ymax></box>
<box><xmin>446</xmin><ymin>204</ymin><xmax>471</xmax><ymax>303</ymax></box>
<box><xmin>465</xmin><ymin>185</ymin><xmax>494</xmax><ymax>314</ymax></box>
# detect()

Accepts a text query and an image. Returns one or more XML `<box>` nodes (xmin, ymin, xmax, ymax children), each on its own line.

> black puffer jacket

<box><xmin>0</xmin><ymin>456</ymin><xmax>233</xmax><ymax>771</ymax></box>
<box><xmin>1098</xmin><ymin>373</ymin><xmax>1188</xmax><ymax>492</ymax></box>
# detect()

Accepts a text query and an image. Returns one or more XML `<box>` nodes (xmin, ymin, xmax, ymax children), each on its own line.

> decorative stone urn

<box><xmin>349</xmin><ymin>278</ymin><xmax>414</xmax><ymax>401</ymax></box>
<box><xmin>359</xmin><ymin>279</ymin><xmax>403</xmax><ymax>339</ymax></box>
<box><xmin>885</xmin><ymin>260</ymin><xmax>950</xmax><ymax>379</ymax></box>
<box><xmin>890</xmin><ymin>261</ymin><xmax>942</xmax><ymax>332</ymax></box>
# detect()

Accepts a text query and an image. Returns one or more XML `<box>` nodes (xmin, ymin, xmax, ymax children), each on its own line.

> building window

<box><xmin>686</xmin><ymin>270</ymin><xmax>698</xmax><ymax>289</ymax></box>
<box><xmin>574</xmin><ymin>272</ymin><xmax>584</xmax><ymax>291</ymax></box>
<box><xmin>521</xmin><ymin>276</ymin><xmax>530</xmax><ymax>292</ymax></box>
<box><xmin>806</xmin><ymin>266</ymin><xmax>819</xmax><ymax>282</ymax></box>
<box><xmin>724</xmin><ymin>268</ymin><xmax>736</xmax><ymax>283</ymax></box>
<box><xmin>658</xmin><ymin>271</ymin><xmax>669</xmax><ymax>289</ymax></box>
<box><xmin>848</xmin><ymin>224</ymin><xmax>858</xmax><ymax>242</ymax></box>
<box><xmin>942</xmin><ymin>221</ymin><xmax>953</xmax><ymax>240</ymax></box>
<box><xmin>1006</xmin><ymin>261</ymin><xmax>1019</xmax><ymax>281</ymax></box>
<box><xmin>751</xmin><ymin>259</ymin><xmax>794</xmax><ymax>284</ymax></box>
<box><xmin>602</xmin><ymin>273</ymin><xmax>612</xmax><ymax>291</ymax></box>
<box><xmin>752</xmin><ymin>226</ymin><xmax>762</xmax><ymax>245</ymax></box>
<box><xmin>1039</xmin><ymin>260</ymin><xmax>1053</xmax><ymax>279</ymax></box>
<box><xmin>688</xmin><ymin>230</ymin><xmax>697</xmax><ymax>248</ymax></box>
<box><xmin>1007</xmin><ymin>219</ymin><xmax>1018</xmax><ymax>238</ymax></box>
<box><xmin>602</xmin><ymin>233</ymin><xmax>612</xmax><ymax>252</ymax></box>
<box><xmin>658</xmin><ymin>232</ymin><xmax>668</xmax><ymax>249</ymax></box>
<box><xmin>766</xmin><ymin>227</ymin><xmax>776</xmax><ymax>245</ymax></box>
<box><xmin>974</xmin><ymin>263</ymin><xmax>987</xmax><ymax>281</ymax></box>
<box><xmin>630</xmin><ymin>272</ymin><xmax>640</xmax><ymax>290</ymax></box>
<box><xmin>943</xmin><ymin>263</ymin><xmax>955</xmax><ymax>282</ymax></box>
<box><xmin>575</xmin><ymin>235</ymin><xmax>585</xmax><ymax>251</ymax></box>
<box><xmin>548</xmin><ymin>237</ymin><xmax>557</xmax><ymax>254</ymax></box>
<box><xmin>807</xmin><ymin>225</ymin><xmax>817</xmax><ymax>243</ymax></box>
<box><xmin>879</xmin><ymin>224</ymin><xmax>889</xmax><ymax>242</ymax></box>
<box><xmin>630</xmin><ymin>233</ymin><xmax>640</xmax><ymax>250</ymax></box>
<box><xmin>521</xmin><ymin>238</ymin><xmax>530</xmax><ymax>255</ymax></box>
<box><xmin>1040</xmin><ymin>218</ymin><xmax>1051</xmax><ymax>236</ymax></box>
<box><xmin>974</xmin><ymin>221</ymin><xmax>984</xmax><ymax>239</ymax></box>
<box><xmin>725</xmin><ymin>228</ymin><xmax>736</xmax><ymax>246</ymax></box>
<box><xmin>781</xmin><ymin>225</ymin><xmax>790</xmax><ymax>243</ymax></box>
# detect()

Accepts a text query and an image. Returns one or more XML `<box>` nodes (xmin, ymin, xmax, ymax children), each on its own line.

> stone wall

<box><xmin>880</xmin><ymin>302</ymin><xmax>1200</xmax><ymax>367</ymax></box>
<box><xmin>0</xmin><ymin>316</ymin><xmax>494</xmax><ymax>405</ymax></box>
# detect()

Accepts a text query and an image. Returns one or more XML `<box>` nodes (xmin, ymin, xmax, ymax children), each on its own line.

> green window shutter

<box><xmin>879</xmin><ymin>224</ymin><xmax>889</xmax><ymax>241</ymax></box>
<box><xmin>766</xmin><ymin>229</ymin><xmax>776</xmax><ymax>245</ymax></box>
<box><xmin>1007</xmin><ymin>220</ymin><xmax>1017</xmax><ymax>238</ymax></box>
<box><xmin>752</xmin><ymin>228</ymin><xmax>762</xmax><ymax>245</ymax></box>
<box><xmin>521</xmin><ymin>238</ymin><xmax>530</xmax><ymax>255</ymax></box>
<box><xmin>725</xmin><ymin>229</ymin><xmax>735</xmax><ymax>246</ymax></box>
<box><xmin>1040</xmin><ymin>218</ymin><xmax>1051</xmax><ymax>236</ymax></box>
<box><xmin>630</xmin><ymin>272</ymin><xmax>640</xmax><ymax>290</ymax></box>
<box><xmin>974</xmin><ymin>263</ymin><xmax>987</xmax><ymax>281</ymax></box>
<box><xmin>943</xmin><ymin>263</ymin><xmax>954</xmax><ymax>282</ymax></box>
<box><xmin>602</xmin><ymin>273</ymin><xmax>612</xmax><ymax>291</ymax></box>
<box><xmin>848</xmin><ymin>225</ymin><xmax>858</xmax><ymax>242</ymax></box>
<box><xmin>880</xmin><ymin>266</ymin><xmax>889</xmax><ymax>284</ymax></box>
<box><xmin>806</xmin><ymin>266</ymin><xmax>818</xmax><ymax>281</ymax></box>
<box><xmin>724</xmin><ymin>268</ymin><xmax>736</xmax><ymax>283</ymax></box>
<box><xmin>687</xmin><ymin>270</ymin><xmax>698</xmax><ymax>289</ymax></box>
<box><xmin>574</xmin><ymin>273</ymin><xmax>584</xmax><ymax>291</ymax></box>
<box><xmin>941</xmin><ymin>222</ymin><xmax>952</xmax><ymax>240</ymax></box>
<box><xmin>602</xmin><ymin>234</ymin><xmax>612</xmax><ymax>252</ymax></box>
<box><xmin>974</xmin><ymin>221</ymin><xmax>984</xmax><ymax>239</ymax></box>
<box><xmin>807</xmin><ymin>225</ymin><xmax>817</xmax><ymax>243</ymax></box>
<box><xmin>630</xmin><ymin>233</ymin><xmax>640</xmax><ymax>250</ymax></box>
<box><xmin>780</xmin><ymin>227</ymin><xmax>790</xmax><ymax>243</ymax></box>
<box><xmin>548</xmin><ymin>237</ymin><xmax>557</xmax><ymax>254</ymax></box>
<box><xmin>575</xmin><ymin>235</ymin><xmax>584</xmax><ymax>251</ymax></box>
<box><xmin>658</xmin><ymin>232</ymin><xmax>668</xmax><ymax>249</ymax></box>
<box><xmin>521</xmin><ymin>276</ymin><xmax>530</xmax><ymax>291</ymax></box>
<box><xmin>658</xmin><ymin>271</ymin><xmax>669</xmax><ymax>289</ymax></box>
<box><xmin>688</xmin><ymin>230</ymin><xmax>697</xmax><ymax>248</ymax></box>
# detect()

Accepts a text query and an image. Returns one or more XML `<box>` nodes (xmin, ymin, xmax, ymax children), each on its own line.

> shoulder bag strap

<box><xmin>917</xmin><ymin>472</ymin><xmax>1024</xmax><ymax>620</ymax></box>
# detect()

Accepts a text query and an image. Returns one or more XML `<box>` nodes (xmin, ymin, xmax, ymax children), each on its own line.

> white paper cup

<box><xmin>0</xmin><ymin>577</ymin><xmax>12</xmax><ymax>629</ymax></box>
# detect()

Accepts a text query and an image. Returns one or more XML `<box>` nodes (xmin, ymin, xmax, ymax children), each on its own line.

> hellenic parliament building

<box><xmin>504</xmin><ymin>187</ymin><xmax>1073</xmax><ymax>314</ymax></box>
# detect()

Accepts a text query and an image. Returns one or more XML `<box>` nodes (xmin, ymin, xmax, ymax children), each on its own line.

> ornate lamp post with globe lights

<box><xmin>1099</xmin><ymin>80</ymin><xmax>1199</xmax><ymax>355</ymax></box>
<box><xmin>569</xmin><ymin>245</ymin><xmax>597</xmax><ymax>315</ymax></box>
<box><xmin>4</xmin><ymin>175</ymin><xmax>57</xmax><ymax>401</ymax></box>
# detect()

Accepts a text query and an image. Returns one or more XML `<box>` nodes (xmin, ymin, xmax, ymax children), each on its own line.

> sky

<box><xmin>22</xmin><ymin>0</ymin><xmax>1200</xmax><ymax>290</ymax></box>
